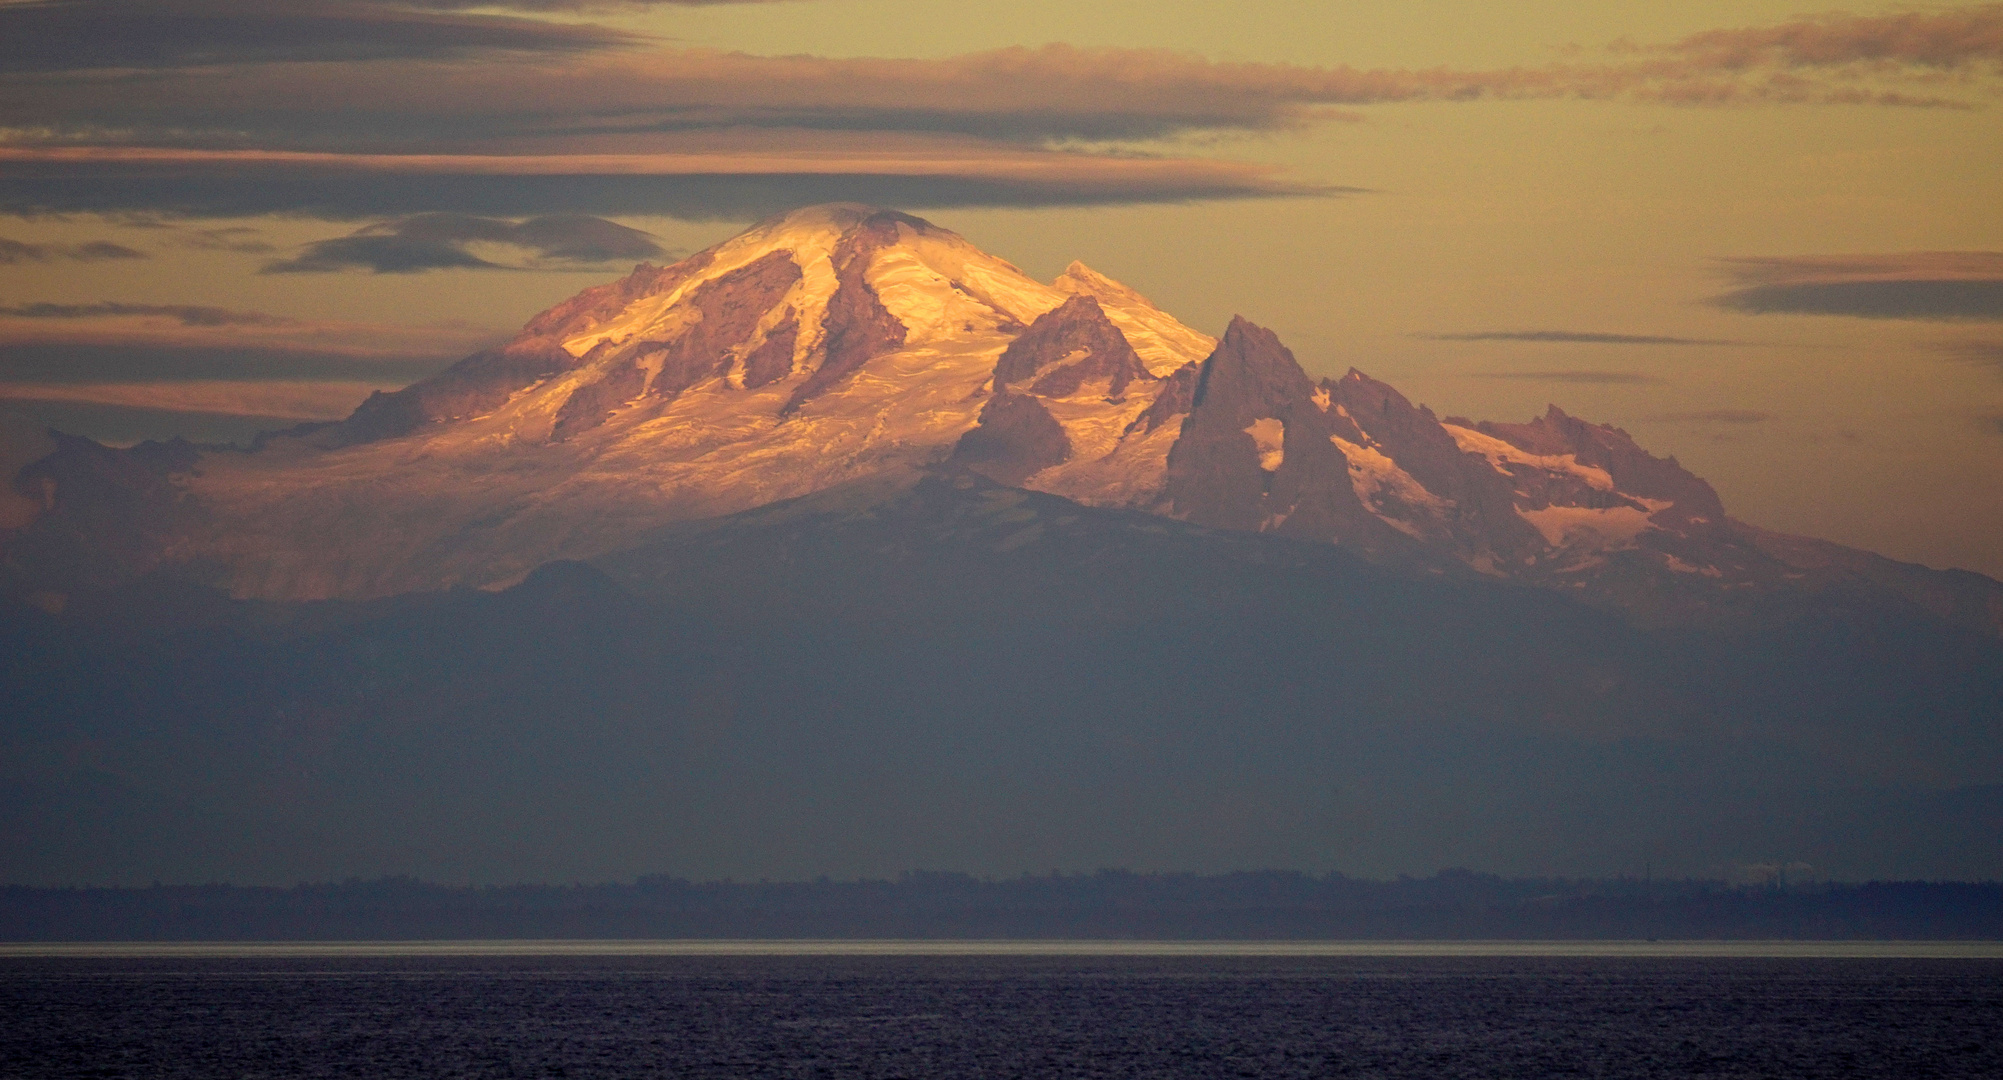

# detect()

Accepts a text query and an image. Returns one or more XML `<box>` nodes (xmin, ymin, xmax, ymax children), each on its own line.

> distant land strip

<box><xmin>4</xmin><ymin>872</ymin><xmax>1999</xmax><ymax>943</ymax></box>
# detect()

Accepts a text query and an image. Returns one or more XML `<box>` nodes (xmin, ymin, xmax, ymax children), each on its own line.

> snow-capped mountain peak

<box><xmin>4</xmin><ymin>205</ymin><xmax>1997</xmax><ymax>636</ymax></box>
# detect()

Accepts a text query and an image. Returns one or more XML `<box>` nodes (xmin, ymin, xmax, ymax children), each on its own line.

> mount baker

<box><xmin>5</xmin><ymin>204</ymin><xmax>1998</xmax><ymax>633</ymax></box>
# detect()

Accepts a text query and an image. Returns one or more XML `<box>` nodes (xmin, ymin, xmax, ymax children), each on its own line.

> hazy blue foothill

<box><xmin>3</xmin><ymin>470</ymin><xmax>1999</xmax><ymax>887</ymax></box>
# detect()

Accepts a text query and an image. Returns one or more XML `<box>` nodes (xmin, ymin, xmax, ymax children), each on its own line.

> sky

<box><xmin>0</xmin><ymin>0</ymin><xmax>1998</xmax><ymax>577</ymax></box>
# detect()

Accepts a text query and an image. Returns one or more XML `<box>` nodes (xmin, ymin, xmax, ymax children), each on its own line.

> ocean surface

<box><xmin>4</xmin><ymin>944</ymin><xmax>2001</xmax><ymax>1078</ymax></box>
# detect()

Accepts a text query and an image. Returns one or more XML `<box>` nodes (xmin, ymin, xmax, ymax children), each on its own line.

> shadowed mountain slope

<box><xmin>3</xmin><ymin>470</ymin><xmax>1998</xmax><ymax>885</ymax></box>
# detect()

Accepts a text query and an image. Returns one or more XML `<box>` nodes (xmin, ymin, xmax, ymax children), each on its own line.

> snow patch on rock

<box><xmin>1517</xmin><ymin>504</ymin><xmax>1657</xmax><ymax>549</ymax></box>
<box><xmin>1330</xmin><ymin>434</ymin><xmax>1455</xmax><ymax>538</ymax></box>
<box><xmin>1444</xmin><ymin>423</ymin><xmax>1615</xmax><ymax>492</ymax></box>
<box><xmin>1245</xmin><ymin>418</ymin><xmax>1286</xmax><ymax>472</ymax></box>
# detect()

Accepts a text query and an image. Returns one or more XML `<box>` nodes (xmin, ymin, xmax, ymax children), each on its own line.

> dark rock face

<box><xmin>1474</xmin><ymin>406</ymin><xmax>1728</xmax><ymax>530</ymax></box>
<box><xmin>1126</xmin><ymin>362</ymin><xmax>1198</xmax><ymax>435</ymax></box>
<box><xmin>1162</xmin><ymin>318</ymin><xmax>1401</xmax><ymax>553</ymax></box>
<box><xmin>551</xmin><ymin>250</ymin><xmax>803</xmax><ymax>440</ymax></box>
<box><xmin>1327</xmin><ymin>371</ymin><xmax>1543</xmax><ymax>559</ymax></box>
<box><xmin>650</xmin><ymin>251</ymin><xmax>804</xmax><ymax>399</ymax></box>
<box><xmin>549</xmin><ymin>353</ymin><xmax>648</xmax><ymax>443</ymax></box>
<box><xmin>1161</xmin><ymin>319</ymin><xmax>1306</xmax><ymax>532</ymax></box>
<box><xmin>951</xmin><ymin>391</ymin><xmax>1072</xmax><ymax>485</ymax></box>
<box><xmin>739</xmin><ymin>309</ymin><xmax>799</xmax><ymax>389</ymax></box>
<box><xmin>782</xmin><ymin>211</ymin><xmax>917</xmax><ymax>415</ymax></box>
<box><xmin>993</xmin><ymin>295</ymin><xmax>1152</xmax><ymax>399</ymax></box>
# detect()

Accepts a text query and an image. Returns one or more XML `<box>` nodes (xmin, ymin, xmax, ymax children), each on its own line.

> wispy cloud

<box><xmin>0</xmin><ymin>299</ymin><xmax>493</xmax><ymax>418</ymax></box>
<box><xmin>1644</xmin><ymin>409</ymin><xmax>1772</xmax><ymax>424</ymax></box>
<box><xmin>0</xmin><ymin>301</ymin><xmax>288</xmax><ymax>326</ymax></box>
<box><xmin>0</xmin><ymin>379</ymin><xmax>384</xmax><ymax>421</ymax></box>
<box><xmin>174</xmin><ymin>226</ymin><xmax>278</xmax><ymax>254</ymax></box>
<box><xmin>261</xmin><ymin>212</ymin><xmax>668</xmax><ymax>273</ymax></box>
<box><xmin>0</xmin><ymin>302</ymin><xmax>500</xmax><ymax>362</ymax></box>
<box><xmin>1425</xmin><ymin>330</ymin><xmax>1738</xmax><ymax>345</ymax></box>
<box><xmin>1468</xmin><ymin>370</ymin><xmax>1665</xmax><ymax>385</ymax></box>
<box><xmin>0</xmin><ymin>301</ymin><xmax>480</xmax><ymax>421</ymax></box>
<box><xmin>0</xmin><ymin>140</ymin><xmax>1331</xmax><ymax>219</ymax></box>
<box><xmin>1713</xmin><ymin>252</ymin><xmax>2003</xmax><ymax>321</ymax></box>
<box><xmin>0</xmin><ymin>0</ymin><xmax>648</xmax><ymax>73</ymax></box>
<box><xmin>0</xmin><ymin>237</ymin><xmax>147</xmax><ymax>263</ymax></box>
<box><xmin>1629</xmin><ymin>6</ymin><xmax>2003</xmax><ymax>72</ymax></box>
<box><xmin>1938</xmin><ymin>339</ymin><xmax>2003</xmax><ymax>371</ymax></box>
<box><xmin>12</xmin><ymin>15</ymin><xmax>2003</xmax><ymax>153</ymax></box>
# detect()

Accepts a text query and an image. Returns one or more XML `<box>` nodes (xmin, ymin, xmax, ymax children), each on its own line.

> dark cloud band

<box><xmin>1426</xmin><ymin>330</ymin><xmax>1735</xmax><ymax>345</ymax></box>
<box><xmin>0</xmin><ymin>237</ymin><xmax>147</xmax><ymax>263</ymax></box>
<box><xmin>0</xmin><ymin>160</ymin><xmax>1329</xmax><ymax>221</ymax></box>
<box><xmin>1468</xmin><ymin>371</ymin><xmax>1665</xmax><ymax>385</ymax></box>
<box><xmin>262</xmin><ymin>213</ymin><xmax>668</xmax><ymax>273</ymax></box>
<box><xmin>0</xmin><ymin>341</ymin><xmax>451</xmax><ymax>385</ymax></box>
<box><xmin>1716</xmin><ymin>280</ymin><xmax>2003</xmax><ymax>321</ymax></box>
<box><xmin>0</xmin><ymin>0</ymin><xmax>640</xmax><ymax>73</ymax></box>
<box><xmin>1644</xmin><ymin>410</ymin><xmax>1772</xmax><ymax>424</ymax></box>
<box><xmin>0</xmin><ymin>302</ymin><xmax>286</xmax><ymax>326</ymax></box>
<box><xmin>1712</xmin><ymin>253</ymin><xmax>2003</xmax><ymax>322</ymax></box>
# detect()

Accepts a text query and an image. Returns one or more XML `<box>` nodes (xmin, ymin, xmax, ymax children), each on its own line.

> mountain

<box><xmin>2</xmin><ymin>204</ymin><xmax>2000</xmax><ymax>885</ymax></box>
<box><xmin>4</xmin><ymin>203</ymin><xmax>1997</xmax><ymax>636</ymax></box>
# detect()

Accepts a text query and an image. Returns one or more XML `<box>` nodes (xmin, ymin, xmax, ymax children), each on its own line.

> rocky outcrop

<box><xmin>951</xmin><ymin>392</ymin><xmax>1071</xmax><ymax>485</ymax></box>
<box><xmin>992</xmin><ymin>295</ymin><xmax>1151</xmax><ymax>399</ymax></box>
<box><xmin>1162</xmin><ymin>318</ymin><xmax>1407</xmax><ymax>556</ymax></box>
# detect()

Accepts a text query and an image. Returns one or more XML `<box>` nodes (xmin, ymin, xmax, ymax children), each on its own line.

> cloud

<box><xmin>261</xmin><ymin>212</ymin><xmax>668</xmax><ymax>273</ymax></box>
<box><xmin>0</xmin><ymin>302</ymin><xmax>290</xmax><ymax>326</ymax></box>
<box><xmin>0</xmin><ymin>141</ymin><xmax>1329</xmax><ymax>219</ymax></box>
<box><xmin>1425</xmin><ymin>330</ymin><xmax>1736</xmax><ymax>345</ymax></box>
<box><xmin>400</xmin><ymin>1</ymin><xmax>787</xmax><ymax>8</ymax></box>
<box><xmin>1713</xmin><ymin>253</ymin><xmax>2003</xmax><ymax>321</ymax></box>
<box><xmin>0</xmin><ymin>0</ymin><xmax>645</xmax><ymax>73</ymax></box>
<box><xmin>1938</xmin><ymin>340</ymin><xmax>2003</xmax><ymax>371</ymax></box>
<box><xmin>0</xmin><ymin>237</ymin><xmax>147</xmax><ymax>262</ymax></box>
<box><xmin>0</xmin><ymin>380</ymin><xmax>384</xmax><ymax>421</ymax></box>
<box><xmin>175</xmin><ymin>226</ymin><xmax>279</xmax><ymax>254</ymax></box>
<box><xmin>2</xmin><ymin>9</ymin><xmax>1995</xmax><ymax>222</ymax></box>
<box><xmin>0</xmin><ymin>298</ymin><xmax>484</xmax><ymax>429</ymax></box>
<box><xmin>1644</xmin><ymin>409</ymin><xmax>1772</xmax><ymax>424</ymax></box>
<box><xmin>0</xmin><ymin>303</ymin><xmax>500</xmax><ymax>364</ymax></box>
<box><xmin>1468</xmin><ymin>371</ymin><xmax>1665</xmax><ymax>385</ymax></box>
<box><xmin>1637</xmin><ymin>6</ymin><xmax>2003</xmax><ymax>72</ymax></box>
<box><xmin>0</xmin><ymin>341</ymin><xmax>458</xmax><ymax>385</ymax></box>
<box><xmin>13</xmin><ymin>23</ymin><xmax>2001</xmax><ymax>156</ymax></box>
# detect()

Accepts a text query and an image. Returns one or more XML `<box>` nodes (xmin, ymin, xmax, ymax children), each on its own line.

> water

<box><xmin>4</xmin><ymin>946</ymin><xmax>2000</xmax><ymax>1078</ymax></box>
